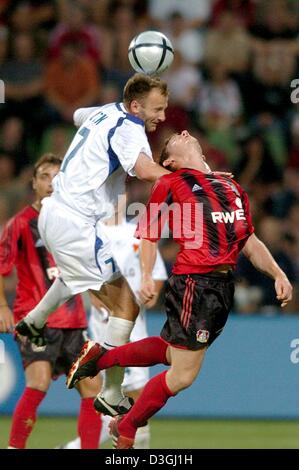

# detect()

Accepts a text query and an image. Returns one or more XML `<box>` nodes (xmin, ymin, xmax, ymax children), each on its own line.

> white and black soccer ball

<box><xmin>128</xmin><ymin>31</ymin><xmax>174</xmax><ymax>76</ymax></box>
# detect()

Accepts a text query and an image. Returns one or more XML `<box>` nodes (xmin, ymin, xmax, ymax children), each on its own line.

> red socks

<box><xmin>8</xmin><ymin>387</ymin><xmax>46</xmax><ymax>448</ymax></box>
<box><xmin>78</xmin><ymin>398</ymin><xmax>102</xmax><ymax>449</ymax></box>
<box><xmin>9</xmin><ymin>390</ymin><xmax>102</xmax><ymax>449</ymax></box>
<box><xmin>97</xmin><ymin>336</ymin><xmax>169</xmax><ymax>370</ymax></box>
<box><xmin>118</xmin><ymin>371</ymin><xmax>175</xmax><ymax>439</ymax></box>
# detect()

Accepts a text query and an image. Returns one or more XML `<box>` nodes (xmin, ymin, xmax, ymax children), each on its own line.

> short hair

<box><xmin>159</xmin><ymin>134</ymin><xmax>175</xmax><ymax>167</ymax></box>
<box><xmin>33</xmin><ymin>153</ymin><xmax>62</xmax><ymax>177</ymax></box>
<box><xmin>123</xmin><ymin>73</ymin><xmax>168</xmax><ymax>106</ymax></box>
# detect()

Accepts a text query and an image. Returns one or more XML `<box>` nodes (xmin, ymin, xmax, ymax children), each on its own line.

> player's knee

<box><xmin>26</xmin><ymin>376</ymin><xmax>51</xmax><ymax>392</ymax></box>
<box><xmin>172</xmin><ymin>370</ymin><xmax>197</xmax><ymax>392</ymax></box>
<box><xmin>76</xmin><ymin>376</ymin><xmax>101</xmax><ymax>397</ymax></box>
<box><xmin>114</xmin><ymin>301</ymin><xmax>139</xmax><ymax>320</ymax></box>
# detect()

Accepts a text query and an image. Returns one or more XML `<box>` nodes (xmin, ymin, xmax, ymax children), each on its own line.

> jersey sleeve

<box><xmin>110</xmin><ymin>119</ymin><xmax>152</xmax><ymax>177</ymax></box>
<box><xmin>152</xmin><ymin>249</ymin><xmax>168</xmax><ymax>281</ymax></box>
<box><xmin>73</xmin><ymin>107</ymin><xmax>100</xmax><ymax>127</ymax></box>
<box><xmin>0</xmin><ymin>216</ymin><xmax>20</xmax><ymax>275</ymax></box>
<box><xmin>135</xmin><ymin>176</ymin><xmax>172</xmax><ymax>242</ymax></box>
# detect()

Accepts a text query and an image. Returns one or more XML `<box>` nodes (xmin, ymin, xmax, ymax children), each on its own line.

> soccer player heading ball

<box><xmin>67</xmin><ymin>130</ymin><xmax>292</xmax><ymax>449</ymax></box>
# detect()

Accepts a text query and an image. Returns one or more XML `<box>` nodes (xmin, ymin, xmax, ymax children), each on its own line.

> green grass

<box><xmin>1</xmin><ymin>417</ymin><xmax>299</xmax><ymax>449</ymax></box>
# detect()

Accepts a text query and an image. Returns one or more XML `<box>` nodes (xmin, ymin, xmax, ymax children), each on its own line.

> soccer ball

<box><xmin>128</xmin><ymin>31</ymin><xmax>174</xmax><ymax>76</ymax></box>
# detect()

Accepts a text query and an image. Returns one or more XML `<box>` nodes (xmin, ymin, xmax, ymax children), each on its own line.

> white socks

<box><xmin>134</xmin><ymin>424</ymin><xmax>150</xmax><ymax>449</ymax></box>
<box><xmin>25</xmin><ymin>277</ymin><xmax>73</xmax><ymax>328</ymax></box>
<box><xmin>101</xmin><ymin>317</ymin><xmax>134</xmax><ymax>405</ymax></box>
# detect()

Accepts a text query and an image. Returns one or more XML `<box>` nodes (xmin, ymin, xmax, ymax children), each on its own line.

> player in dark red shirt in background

<box><xmin>0</xmin><ymin>154</ymin><xmax>102</xmax><ymax>449</ymax></box>
<box><xmin>66</xmin><ymin>130</ymin><xmax>293</xmax><ymax>448</ymax></box>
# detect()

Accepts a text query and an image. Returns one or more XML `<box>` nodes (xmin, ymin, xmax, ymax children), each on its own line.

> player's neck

<box><xmin>32</xmin><ymin>200</ymin><xmax>41</xmax><ymax>212</ymax></box>
<box><xmin>182</xmin><ymin>163</ymin><xmax>211</xmax><ymax>174</ymax></box>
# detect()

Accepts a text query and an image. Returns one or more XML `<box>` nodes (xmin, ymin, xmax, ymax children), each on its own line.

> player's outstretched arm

<box><xmin>139</xmin><ymin>239</ymin><xmax>158</xmax><ymax>305</ymax></box>
<box><xmin>0</xmin><ymin>275</ymin><xmax>14</xmax><ymax>332</ymax></box>
<box><xmin>73</xmin><ymin>107</ymin><xmax>100</xmax><ymax>127</ymax></box>
<box><xmin>242</xmin><ymin>233</ymin><xmax>293</xmax><ymax>307</ymax></box>
<box><xmin>134</xmin><ymin>153</ymin><xmax>170</xmax><ymax>182</ymax></box>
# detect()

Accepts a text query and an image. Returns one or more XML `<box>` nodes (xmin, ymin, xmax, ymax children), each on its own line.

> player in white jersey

<box><xmin>63</xmin><ymin>219</ymin><xmax>167</xmax><ymax>448</ymax></box>
<box><xmin>16</xmin><ymin>73</ymin><xmax>170</xmax><ymax>417</ymax></box>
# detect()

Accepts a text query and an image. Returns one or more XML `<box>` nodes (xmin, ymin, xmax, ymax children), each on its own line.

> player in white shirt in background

<box><xmin>63</xmin><ymin>214</ymin><xmax>167</xmax><ymax>449</ymax></box>
<box><xmin>16</xmin><ymin>73</ymin><xmax>170</xmax><ymax>417</ymax></box>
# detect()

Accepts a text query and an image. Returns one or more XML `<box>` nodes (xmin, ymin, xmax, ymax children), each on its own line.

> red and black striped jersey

<box><xmin>135</xmin><ymin>169</ymin><xmax>254</xmax><ymax>275</ymax></box>
<box><xmin>0</xmin><ymin>206</ymin><xmax>87</xmax><ymax>328</ymax></box>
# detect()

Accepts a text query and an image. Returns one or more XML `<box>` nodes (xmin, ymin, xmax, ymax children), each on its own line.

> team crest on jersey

<box><xmin>196</xmin><ymin>329</ymin><xmax>210</xmax><ymax>343</ymax></box>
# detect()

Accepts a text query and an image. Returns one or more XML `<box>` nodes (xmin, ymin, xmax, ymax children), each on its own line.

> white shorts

<box><xmin>88</xmin><ymin>306</ymin><xmax>149</xmax><ymax>392</ymax></box>
<box><xmin>38</xmin><ymin>197</ymin><xmax>121</xmax><ymax>295</ymax></box>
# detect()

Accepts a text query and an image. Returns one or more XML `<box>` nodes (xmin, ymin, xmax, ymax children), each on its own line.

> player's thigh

<box><xmin>91</xmin><ymin>275</ymin><xmax>139</xmax><ymax>320</ymax></box>
<box><xmin>25</xmin><ymin>360</ymin><xmax>52</xmax><ymax>392</ymax></box>
<box><xmin>167</xmin><ymin>346</ymin><xmax>207</xmax><ymax>392</ymax></box>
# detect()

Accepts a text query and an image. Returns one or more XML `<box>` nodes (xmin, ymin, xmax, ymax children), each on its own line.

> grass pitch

<box><xmin>1</xmin><ymin>417</ymin><xmax>299</xmax><ymax>449</ymax></box>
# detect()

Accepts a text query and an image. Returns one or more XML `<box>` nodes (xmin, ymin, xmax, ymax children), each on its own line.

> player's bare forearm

<box><xmin>0</xmin><ymin>275</ymin><xmax>14</xmax><ymax>332</ymax></box>
<box><xmin>243</xmin><ymin>234</ymin><xmax>284</xmax><ymax>280</ymax></box>
<box><xmin>134</xmin><ymin>153</ymin><xmax>170</xmax><ymax>182</ymax></box>
<box><xmin>242</xmin><ymin>234</ymin><xmax>293</xmax><ymax>307</ymax></box>
<box><xmin>140</xmin><ymin>239</ymin><xmax>157</xmax><ymax>277</ymax></box>
<box><xmin>0</xmin><ymin>275</ymin><xmax>7</xmax><ymax>306</ymax></box>
<box><xmin>139</xmin><ymin>239</ymin><xmax>158</xmax><ymax>304</ymax></box>
<box><xmin>145</xmin><ymin>280</ymin><xmax>165</xmax><ymax>309</ymax></box>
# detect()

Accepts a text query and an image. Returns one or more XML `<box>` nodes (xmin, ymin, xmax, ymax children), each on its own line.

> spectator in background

<box><xmin>288</xmin><ymin>114</ymin><xmax>299</xmax><ymax>170</ymax></box>
<box><xmin>234</xmin><ymin>134</ymin><xmax>281</xmax><ymax>189</ymax></box>
<box><xmin>44</xmin><ymin>39</ymin><xmax>100</xmax><ymax>123</ymax></box>
<box><xmin>0</xmin><ymin>32</ymin><xmax>45</xmax><ymax>146</ymax></box>
<box><xmin>0</xmin><ymin>152</ymin><xmax>36</xmax><ymax>218</ymax></box>
<box><xmin>100</xmin><ymin>3</ymin><xmax>138</xmax><ymax>91</ymax></box>
<box><xmin>40</xmin><ymin>124</ymin><xmax>74</xmax><ymax>159</ymax></box>
<box><xmin>0</xmin><ymin>117</ymin><xmax>30</xmax><ymax>172</ymax></box>
<box><xmin>211</xmin><ymin>0</ymin><xmax>256</xmax><ymax>29</ymax></box>
<box><xmin>248</xmin><ymin>0</ymin><xmax>298</xmax><ymax>137</ymax></box>
<box><xmin>0</xmin><ymin>25</ymin><xmax>8</xmax><ymax>65</ymax></box>
<box><xmin>149</xmin><ymin>0</ymin><xmax>212</xmax><ymax>29</ymax></box>
<box><xmin>204</xmin><ymin>11</ymin><xmax>251</xmax><ymax>74</ymax></box>
<box><xmin>6</xmin><ymin>1</ymin><xmax>55</xmax><ymax>33</ymax></box>
<box><xmin>0</xmin><ymin>152</ymin><xmax>16</xmax><ymax>189</ymax></box>
<box><xmin>164</xmin><ymin>11</ymin><xmax>206</xmax><ymax>66</ymax></box>
<box><xmin>163</xmin><ymin>51</ymin><xmax>202</xmax><ymax>111</ymax></box>
<box><xmin>48</xmin><ymin>2</ymin><xmax>102</xmax><ymax>65</ymax></box>
<box><xmin>197</xmin><ymin>60</ymin><xmax>243</xmax><ymax>165</ymax></box>
<box><xmin>198</xmin><ymin>61</ymin><xmax>243</xmax><ymax>131</ymax></box>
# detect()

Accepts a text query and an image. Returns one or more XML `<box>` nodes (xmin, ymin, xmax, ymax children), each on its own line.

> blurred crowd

<box><xmin>0</xmin><ymin>0</ymin><xmax>298</xmax><ymax>313</ymax></box>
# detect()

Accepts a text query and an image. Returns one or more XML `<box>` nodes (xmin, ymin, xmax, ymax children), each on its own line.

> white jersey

<box><xmin>52</xmin><ymin>103</ymin><xmax>152</xmax><ymax>222</ymax></box>
<box><xmin>104</xmin><ymin>220</ymin><xmax>168</xmax><ymax>295</ymax></box>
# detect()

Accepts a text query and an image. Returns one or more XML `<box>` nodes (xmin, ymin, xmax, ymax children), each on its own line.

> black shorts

<box><xmin>16</xmin><ymin>327</ymin><xmax>88</xmax><ymax>378</ymax></box>
<box><xmin>161</xmin><ymin>272</ymin><xmax>235</xmax><ymax>350</ymax></box>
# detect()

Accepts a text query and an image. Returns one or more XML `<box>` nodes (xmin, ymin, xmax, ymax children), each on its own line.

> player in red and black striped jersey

<box><xmin>0</xmin><ymin>154</ymin><xmax>102</xmax><ymax>449</ymax></box>
<box><xmin>64</xmin><ymin>130</ymin><xmax>293</xmax><ymax>448</ymax></box>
